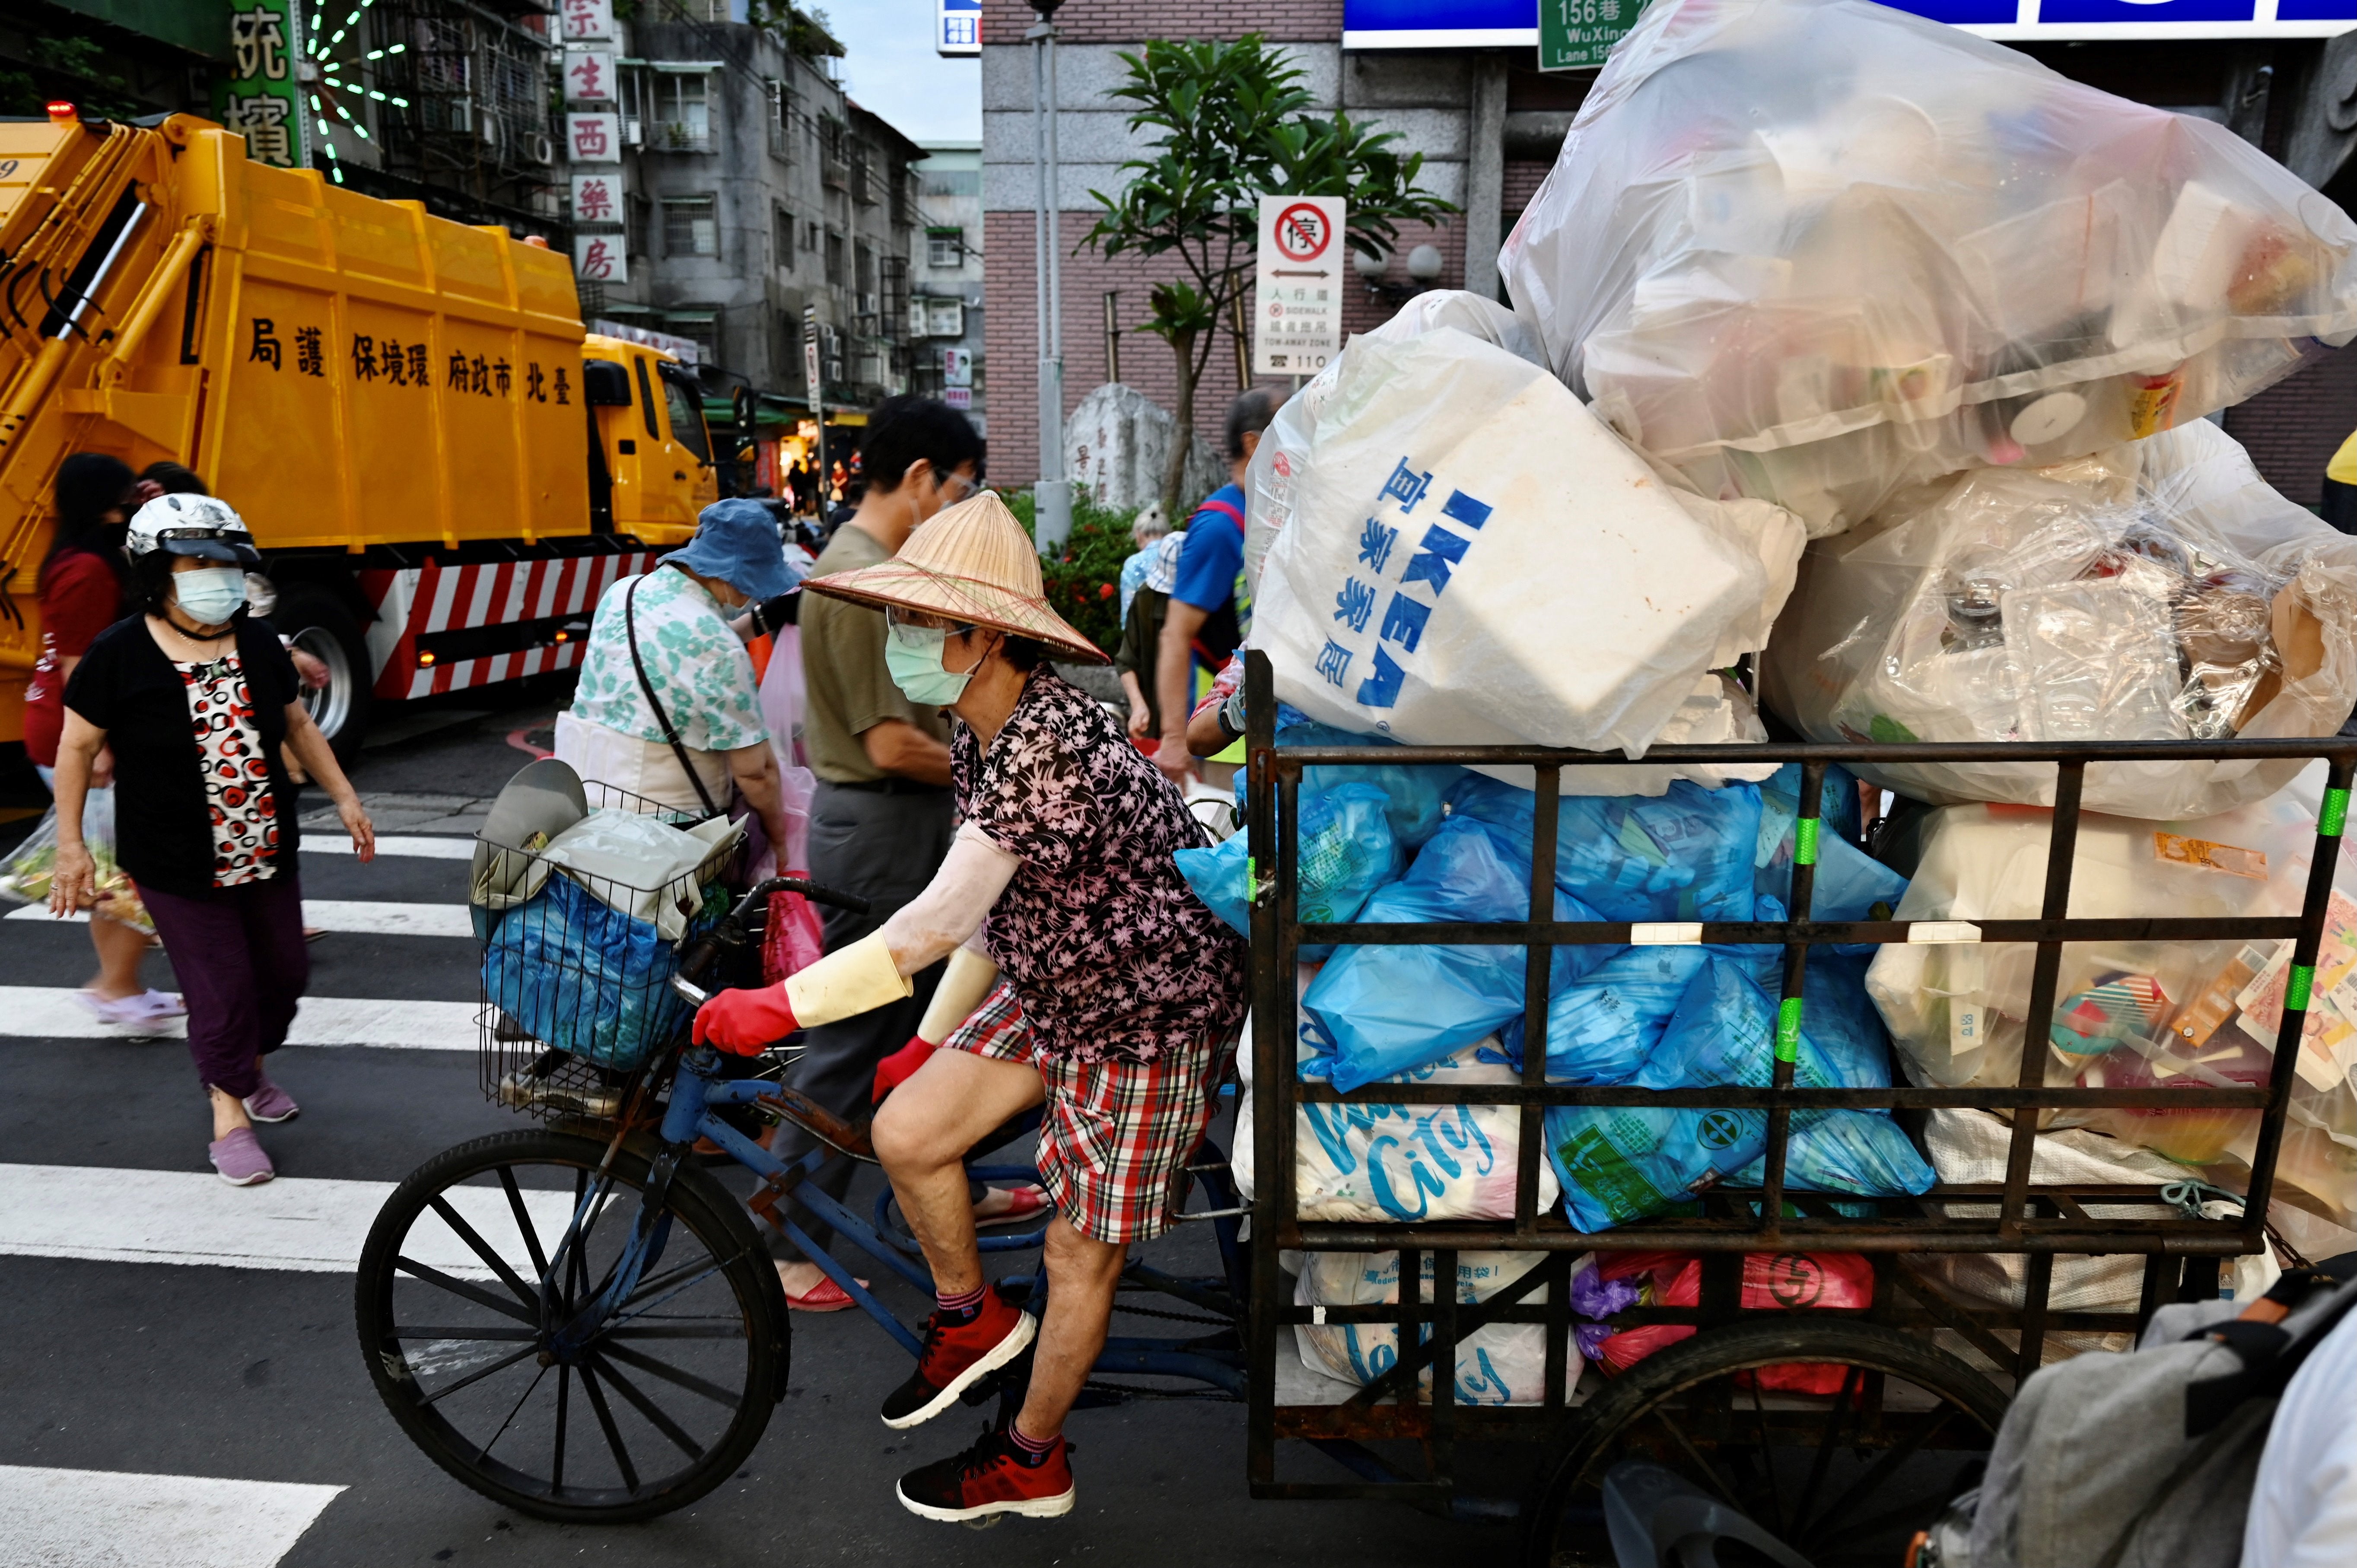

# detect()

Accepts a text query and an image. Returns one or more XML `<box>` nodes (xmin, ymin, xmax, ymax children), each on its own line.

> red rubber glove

<box><xmin>872</xmin><ymin>1033</ymin><xmax>938</xmax><ymax>1104</ymax></box>
<box><xmin>692</xmin><ymin>985</ymin><xmax>800</xmax><ymax>1055</ymax></box>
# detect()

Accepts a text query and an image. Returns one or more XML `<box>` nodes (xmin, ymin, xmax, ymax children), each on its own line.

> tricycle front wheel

<box><xmin>356</xmin><ymin>1129</ymin><xmax>788</xmax><ymax>1523</ymax></box>
<box><xmin>1520</xmin><ymin>1319</ymin><xmax>2006</xmax><ymax>1568</ymax></box>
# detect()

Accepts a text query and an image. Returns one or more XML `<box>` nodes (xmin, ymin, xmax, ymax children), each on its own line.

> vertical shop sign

<box><xmin>220</xmin><ymin>1</ymin><xmax>305</xmax><ymax>169</ymax></box>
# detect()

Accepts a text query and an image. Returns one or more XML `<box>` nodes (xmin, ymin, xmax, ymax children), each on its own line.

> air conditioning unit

<box><xmin>526</xmin><ymin>132</ymin><xmax>554</xmax><ymax>165</ymax></box>
<box><xmin>859</xmin><ymin>293</ymin><xmax>880</xmax><ymax>317</ymax></box>
<box><xmin>479</xmin><ymin>112</ymin><xmax>502</xmax><ymax>149</ymax></box>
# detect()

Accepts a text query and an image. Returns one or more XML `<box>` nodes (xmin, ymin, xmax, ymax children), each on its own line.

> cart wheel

<box><xmin>357</xmin><ymin>1129</ymin><xmax>788</xmax><ymax>1523</ymax></box>
<box><xmin>1520</xmin><ymin>1320</ymin><xmax>2006</xmax><ymax>1568</ymax></box>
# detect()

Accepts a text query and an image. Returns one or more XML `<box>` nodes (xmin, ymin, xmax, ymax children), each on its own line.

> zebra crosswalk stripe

<box><xmin>0</xmin><ymin>1463</ymin><xmax>345</xmax><ymax>1568</ymax></box>
<box><xmin>0</xmin><ymin>987</ymin><xmax>479</xmax><ymax>1050</ymax></box>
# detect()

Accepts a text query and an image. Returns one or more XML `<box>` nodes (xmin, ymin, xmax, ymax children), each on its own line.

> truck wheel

<box><xmin>273</xmin><ymin>582</ymin><xmax>373</xmax><ymax>762</ymax></box>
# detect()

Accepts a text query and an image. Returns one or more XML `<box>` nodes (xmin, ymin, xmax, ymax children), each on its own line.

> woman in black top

<box><xmin>46</xmin><ymin>494</ymin><xmax>375</xmax><ymax>1187</ymax></box>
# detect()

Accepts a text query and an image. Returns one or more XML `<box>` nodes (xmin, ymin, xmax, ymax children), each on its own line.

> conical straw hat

<box><xmin>801</xmin><ymin>490</ymin><xmax>1108</xmax><ymax>663</ymax></box>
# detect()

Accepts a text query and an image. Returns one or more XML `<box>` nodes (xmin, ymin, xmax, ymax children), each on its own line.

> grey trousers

<box><xmin>766</xmin><ymin>779</ymin><xmax>955</xmax><ymax>1261</ymax></box>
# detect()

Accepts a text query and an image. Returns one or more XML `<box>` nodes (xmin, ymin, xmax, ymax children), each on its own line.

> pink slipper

<box><xmin>208</xmin><ymin>1127</ymin><xmax>275</xmax><ymax>1186</ymax></box>
<box><xmin>975</xmin><ymin>1185</ymin><xmax>1050</xmax><ymax>1228</ymax></box>
<box><xmin>243</xmin><ymin>1073</ymin><xmax>300</xmax><ymax>1124</ymax></box>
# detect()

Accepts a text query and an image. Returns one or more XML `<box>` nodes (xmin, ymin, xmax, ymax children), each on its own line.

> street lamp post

<box><xmin>1027</xmin><ymin>1</ymin><xmax>1071</xmax><ymax>553</ymax></box>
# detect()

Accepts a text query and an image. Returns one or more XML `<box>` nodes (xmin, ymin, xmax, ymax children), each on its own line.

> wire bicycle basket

<box><xmin>473</xmin><ymin>780</ymin><xmax>742</xmax><ymax>1124</ymax></box>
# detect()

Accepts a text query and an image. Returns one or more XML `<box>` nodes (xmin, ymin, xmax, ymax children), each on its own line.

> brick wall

<box><xmin>1503</xmin><ymin>159</ymin><xmax>1554</xmax><ymax>231</ymax></box>
<box><xmin>2221</xmin><ymin>350</ymin><xmax>2357</xmax><ymax>508</ymax></box>
<box><xmin>985</xmin><ymin>210</ymin><xmax>1464</xmax><ymax>491</ymax></box>
<box><xmin>982</xmin><ymin>0</ymin><xmax>1344</xmax><ymax>45</ymax></box>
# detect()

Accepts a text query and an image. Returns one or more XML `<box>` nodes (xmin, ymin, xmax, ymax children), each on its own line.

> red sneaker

<box><xmin>895</xmin><ymin>1427</ymin><xmax>1075</xmax><ymax>1523</ymax></box>
<box><xmin>879</xmin><ymin>1284</ymin><xmax>1036</xmax><ymax>1431</ymax></box>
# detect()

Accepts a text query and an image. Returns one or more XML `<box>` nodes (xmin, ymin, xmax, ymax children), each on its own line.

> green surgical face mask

<box><xmin>885</xmin><ymin>623</ymin><xmax>977</xmax><ymax>708</ymax></box>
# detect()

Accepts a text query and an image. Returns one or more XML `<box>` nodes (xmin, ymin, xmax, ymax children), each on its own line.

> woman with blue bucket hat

<box><xmin>556</xmin><ymin>497</ymin><xmax>803</xmax><ymax>852</ymax></box>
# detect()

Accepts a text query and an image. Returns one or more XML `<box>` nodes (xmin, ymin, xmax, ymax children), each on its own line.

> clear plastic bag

<box><xmin>1763</xmin><ymin>422</ymin><xmax>2357</xmax><ymax>818</ymax></box>
<box><xmin>1501</xmin><ymin>0</ymin><xmax>2357</xmax><ymax>536</ymax></box>
<box><xmin>0</xmin><ymin>787</ymin><xmax>153</xmax><ymax>935</ymax></box>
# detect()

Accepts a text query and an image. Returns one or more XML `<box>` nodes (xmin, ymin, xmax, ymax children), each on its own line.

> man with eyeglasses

<box><xmin>778</xmin><ymin>395</ymin><xmax>1034</xmax><ymax>1309</ymax></box>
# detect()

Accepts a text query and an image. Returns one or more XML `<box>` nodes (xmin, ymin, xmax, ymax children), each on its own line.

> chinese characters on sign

<box><xmin>1317</xmin><ymin>455</ymin><xmax>1494</xmax><ymax>710</ymax></box>
<box><xmin>567</xmin><ymin>113</ymin><xmax>620</xmax><ymax>163</ymax></box>
<box><xmin>1253</xmin><ymin>194</ymin><xmax>1346</xmax><ymax>377</ymax></box>
<box><xmin>576</xmin><ymin>235</ymin><xmax>628</xmax><ymax>284</ymax></box>
<box><xmin>219</xmin><ymin>0</ymin><xmax>304</xmax><ymax>170</ymax></box>
<box><xmin>244</xmin><ymin>317</ymin><xmax>568</xmax><ymax>404</ymax></box>
<box><xmin>1540</xmin><ymin>0</ymin><xmax>1647</xmax><ymax>72</ymax></box>
<box><xmin>564</xmin><ymin>50</ymin><xmax>616</xmax><ymax>104</ymax></box>
<box><xmin>560</xmin><ymin>0</ymin><xmax>616</xmax><ymax>43</ymax></box>
<box><xmin>936</xmin><ymin>0</ymin><xmax>982</xmax><ymax>56</ymax></box>
<box><xmin>571</xmin><ymin>174</ymin><xmax>618</xmax><ymax>224</ymax></box>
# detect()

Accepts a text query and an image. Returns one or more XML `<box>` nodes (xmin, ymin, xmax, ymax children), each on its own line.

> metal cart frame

<box><xmin>1238</xmin><ymin>649</ymin><xmax>2357</xmax><ymax>1527</ymax></box>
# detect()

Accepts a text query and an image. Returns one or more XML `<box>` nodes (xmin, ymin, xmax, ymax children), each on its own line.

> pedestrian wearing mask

<box><xmin>45</xmin><ymin>495</ymin><xmax>376</xmax><ymax>1186</ymax></box>
<box><xmin>778</xmin><ymin>394</ymin><xmax>1043</xmax><ymax>1311</ymax></box>
<box><xmin>23</xmin><ymin>453</ymin><xmax>182</xmax><ymax>1027</ymax></box>
<box><xmin>555</xmin><ymin>497</ymin><xmax>800</xmax><ymax>853</ymax></box>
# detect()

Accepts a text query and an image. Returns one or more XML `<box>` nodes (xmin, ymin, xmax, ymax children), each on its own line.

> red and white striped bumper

<box><xmin>359</xmin><ymin>552</ymin><xmax>657</xmax><ymax>700</ymax></box>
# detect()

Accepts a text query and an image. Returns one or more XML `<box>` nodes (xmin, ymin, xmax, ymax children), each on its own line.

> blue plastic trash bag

<box><xmin>1727</xmin><ymin>1110</ymin><xmax>1936</xmax><ymax>1198</ymax></box>
<box><xmin>483</xmin><ymin>874</ymin><xmax>718</xmax><ymax>1070</ymax></box>
<box><xmin>1176</xmin><ymin>782</ymin><xmax>1398</xmax><ymax>960</ymax></box>
<box><xmin>1233</xmin><ymin>705</ymin><xmax>1461</xmax><ymax>848</ymax></box>
<box><xmin>1758</xmin><ymin>761</ymin><xmax>1863</xmax><ymax>850</ymax></box>
<box><xmin>1639</xmin><ymin>952</ymin><xmax>1894</xmax><ymax>1094</ymax></box>
<box><xmin>1500</xmin><ymin>945</ymin><xmax>1712</xmax><ymax>1085</ymax></box>
<box><xmin>1303</xmin><ymin>817</ymin><xmax>1611</xmax><ymax>1091</ymax></box>
<box><xmin>1447</xmin><ymin>774</ymin><xmax>1761</xmax><ymax>922</ymax></box>
<box><xmin>1545</xmin><ymin>1104</ymin><xmax>1753</xmax><ymax>1231</ymax></box>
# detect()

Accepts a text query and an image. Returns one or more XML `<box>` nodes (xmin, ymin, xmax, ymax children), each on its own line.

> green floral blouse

<box><xmin>568</xmin><ymin>566</ymin><xmax>768</xmax><ymax>753</ymax></box>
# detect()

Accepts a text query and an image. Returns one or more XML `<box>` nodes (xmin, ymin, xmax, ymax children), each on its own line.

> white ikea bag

<box><xmin>1254</xmin><ymin>327</ymin><xmax>1803</xmax><ymax>760</ymax></box>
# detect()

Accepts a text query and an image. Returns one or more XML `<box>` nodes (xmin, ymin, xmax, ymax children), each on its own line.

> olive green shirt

<box><xmin>798</xmin><ymin>522</ymin><xmax>951</xmax><ymax>784</ymax></box>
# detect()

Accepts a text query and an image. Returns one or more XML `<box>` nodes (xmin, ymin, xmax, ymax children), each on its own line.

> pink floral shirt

<box><xmin>952</xmin><ymin>669</ymin><xmax>1247</xmax><ymax>1063</ymax></box>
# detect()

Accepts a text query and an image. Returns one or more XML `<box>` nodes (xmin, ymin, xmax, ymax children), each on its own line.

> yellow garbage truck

<box><xmin>0</xmin><ymin>109</ymin><xmax>719</xmax><ymax>754</ymax></box>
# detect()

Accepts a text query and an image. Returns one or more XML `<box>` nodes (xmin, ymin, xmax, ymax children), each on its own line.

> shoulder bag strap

<box><xmin>623</xmin><ymin>575</ymin><xmax>722</xmax><ymax>818</ymax></box>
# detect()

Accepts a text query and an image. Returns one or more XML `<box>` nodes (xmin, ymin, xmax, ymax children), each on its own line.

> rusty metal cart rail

<box><xmin>1237</xmin><ymin>650</ymin><xmax>2357</xmax><ymax>1562</ymax></box>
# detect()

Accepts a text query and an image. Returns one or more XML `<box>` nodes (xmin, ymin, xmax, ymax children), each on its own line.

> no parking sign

<box><xmin>1254</xmin><ymin>194</ymin><xmax>1346</xmax><ymax>377</ymax></box>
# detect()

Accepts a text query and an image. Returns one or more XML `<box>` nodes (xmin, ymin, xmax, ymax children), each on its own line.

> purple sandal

<box><xmin>243</xmin><ymin>1073</ymin><xmax>300</xmax><ymax>1124</ymax></box>
<box><xmin>209</xmin><ymin>1127</ymin><xmax>275</xmax><ymax>1186</ymax></box>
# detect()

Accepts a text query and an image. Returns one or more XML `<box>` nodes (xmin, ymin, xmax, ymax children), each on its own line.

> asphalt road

<box><xmin>0</xmin><ymin>684</ymin><xmax>1492</xmax><ymax>1568</ymax></box>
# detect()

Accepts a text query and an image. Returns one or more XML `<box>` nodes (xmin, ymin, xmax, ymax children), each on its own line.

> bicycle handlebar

<box><xmin>669</xmin><ymin>877</ymin><xmax>872</xmax><ymax>1011</ymax></box>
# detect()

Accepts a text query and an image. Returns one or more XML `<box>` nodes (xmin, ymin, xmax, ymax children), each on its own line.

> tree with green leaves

<box><xmin>1081</xmin><ymin>35</ymin><xmax>1456</xmax><ymax>521</ymax></box>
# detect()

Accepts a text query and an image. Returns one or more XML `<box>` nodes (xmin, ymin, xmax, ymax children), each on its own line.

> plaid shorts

<box><xmin>945</xmin><ymin>982</ymin><xmax>1226</xmax><ymax>1245</ymax></box>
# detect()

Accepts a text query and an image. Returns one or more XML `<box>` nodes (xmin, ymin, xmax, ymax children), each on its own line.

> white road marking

<box><xmin>0</xmin><ymin>1162</ymin><xmax>577</xmax><ymax>1274</ymax></box>
<box><xmin>0</xmin><ymin>1464</ymin><xmax>345</xmax><ymax>1568</ymax></box>
<box><xmin>10</xmin><ymin>900</ymin><xmax>473</xmax><ymax>939</ymax></box>
<box><xmin>303</xmin><ymin>833</ymin><xmax>475</xmax><ymax>859</ymax></box>
<box><xmin>0</xmin><ymin>988</ymin><xmax>477</xmax><ymax>1050</ymax></box>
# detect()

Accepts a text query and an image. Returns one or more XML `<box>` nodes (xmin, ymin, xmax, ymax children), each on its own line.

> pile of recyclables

<box><xmin>1218</xmin><ymin>0</ymin><xmax>2357</xmax><ymax>1399</ymax></box>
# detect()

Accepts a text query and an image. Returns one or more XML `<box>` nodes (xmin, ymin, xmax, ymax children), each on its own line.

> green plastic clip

<box><xmin>1794</xmin><ymin>817</ymin><xmax>1820</xmax><ymax>868</ymax></box>
<box><xmin>1774</xmin><ymin>996</ymin><xmax>1804</xmax><ymax>1064</ymax></box>
<box><xmin>2289</xmin><ymin>963</ymin><xmax>2317</xmax><ymax>1013</ymax></box>
<box><xmin>2322</xmin><ymin>788</ymin><xmax>2351</xmax><ymax>840</ymax></box>
<box><xmin>1247</xmin><ymin>855</ymin><xmax>1260</xmax><ymax>906</ymax></box>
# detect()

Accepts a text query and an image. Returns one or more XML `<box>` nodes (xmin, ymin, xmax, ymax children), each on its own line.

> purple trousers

<box><xmin>139</xmin><ymin>874</ymin><xmax>309</xmax><ymax>1100</ymax></box>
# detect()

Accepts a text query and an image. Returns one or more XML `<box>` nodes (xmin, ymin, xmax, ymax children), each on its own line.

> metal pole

<box><xmin>1104</xmin><ymin>289</ymin><xmax>1120</xmax><ymax>385</ymax></box>
<box><xmin>1039</xmin><ymin>12</ymin><xmax>1071</xmax><ymax>550</ymax></box>
<box><xmin>1027</xmin><ymin>8</ymin><xmax>1071</xmax><ymax>552</ymax></box>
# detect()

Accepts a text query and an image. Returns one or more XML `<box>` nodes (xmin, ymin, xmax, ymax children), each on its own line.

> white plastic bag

<box><xmin>1253</xmin><ymin>327</ymin><xmax>1804</xmax><ymax>761</ymax></box>
<box><xmin>754</xmin><ymin>623</ymin><xmax>817</xmax><ymax>876</ymax></box>
<box><xmin>1866</xmin><ymin>779</ymin><xmax>2326</xmax><ymax>1093</ymax></box>
<box><xmin>1234</xmin><ymin>983</ymin><xmax>1561</xmax><ymax>1224</ymax></box>
<box><xmin>1245</xmin><ymin>290</ymin><xmax>1543</xmax><ymax>598</ymax></box>
<box><xmin>1293</xmin><ymin>1248</ymin><xmax>1556</xmax><ymax>1406</ymax></box>
<box><xmin>1763</xmin><ymin>422</ymin><xmax>2357</xmax><ymax>818</ymax></box>
<box><xmin>1501</xmin><ymin>0</ymin><xmax>2357</xmax><ymax>536</ymax></box>
<box><xmin>538</xmin><ymin>808</ymin><xmax>741</xmax><ymax>940</ymax></box>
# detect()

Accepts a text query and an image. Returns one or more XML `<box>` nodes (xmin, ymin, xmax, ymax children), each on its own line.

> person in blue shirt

<box><xmin>1153</xmin><ymin>387</ymin><xmax>1277</xmax><ymax>783</ymax></box>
